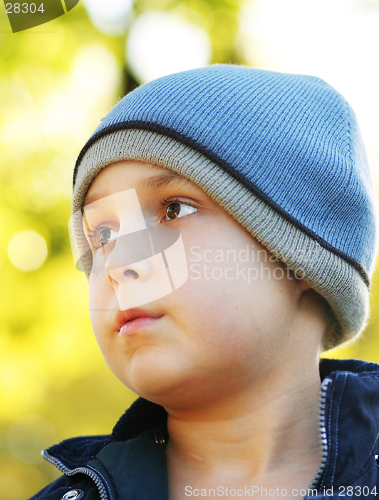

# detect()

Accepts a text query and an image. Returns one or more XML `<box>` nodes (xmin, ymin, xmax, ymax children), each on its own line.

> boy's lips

<box><xmin>116</xmin><ymin>308</ymin><xmax>164</xmax><ymax>336</ymax></box>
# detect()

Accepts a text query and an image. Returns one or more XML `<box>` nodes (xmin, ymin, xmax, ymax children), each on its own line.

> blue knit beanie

<box><xmin>72</xmin><ymin>64</ymin><xmax>378</xmax><ymax>349</ymax></box>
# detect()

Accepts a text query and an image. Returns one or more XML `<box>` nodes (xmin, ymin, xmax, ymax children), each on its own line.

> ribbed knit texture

<box><xmin>73</xmin><ymin>65</ymin><xmax>378</xmax><ymax>348</ymax></box>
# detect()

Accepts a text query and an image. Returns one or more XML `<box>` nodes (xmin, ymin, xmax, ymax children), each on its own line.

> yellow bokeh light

<box><xmin>8</xmin><ymin>231</ymin><xmax>48</xmax><ymax>272</ymax></box>
<box><xmin>44</xmin><ymin>110</ymin><xmax>82</xmax><ymax>155</ymax></box>
<box><xmin>19</xmin><ymin>171</ymin><xmax>61</xmax><ymax>213</ymax></box>
<box><xmin>82</xmin><ymin>0</ymin><xmax>133</xmax><ymax>35</ymax></box>
<box><xmin>72</xmin><ymin>44</ymin><xmax>120</xmax><ymax>103</ymax></box>
<box><xmin>126</xmin><ymin>11</ymin><xmax>212</xmax><ymax>83</ymax></box>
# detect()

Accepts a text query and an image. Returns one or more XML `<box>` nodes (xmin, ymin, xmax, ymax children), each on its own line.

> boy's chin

<box><xmin>113</xmin><ymin>370</ymin><xmax>232</xmax><ymax>415</ymax></box>
<box><xmin>110</xmin><ymin>355</ymin><xmax>207</xmax><ymax>410</ymax></box>
<box><xmin>110</xmin><ymin>353</ymin><xmax>186</xmax><ymax>403</ymax></box>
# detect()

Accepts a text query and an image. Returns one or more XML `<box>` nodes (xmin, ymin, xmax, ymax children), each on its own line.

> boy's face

<box><xmin>84</xmin><ymin>161</ymin><xmax>307</xmax><ymax>410</ymax></box>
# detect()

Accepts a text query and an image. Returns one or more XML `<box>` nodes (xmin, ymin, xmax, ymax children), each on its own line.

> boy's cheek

<box><xmin>88</xmin><ymin>273</ymin><xmax>115</xmax><ymax>310</ymax></box>
<box><xmin>88</xmin><ymin>274</ymin><xmax>119</xmax><ymax>344</ymax></box>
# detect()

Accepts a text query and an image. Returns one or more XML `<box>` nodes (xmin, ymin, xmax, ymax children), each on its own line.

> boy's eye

<box><xmin>161</xmin><ymin>199</ymin><xmax>197</xmax><ymax>222</ymax></box>
<box><xmin>88</xmin><ymin>227</ymin><xmax>118</xmax><ymax>249</ymax></box>
<box><xmin>99</xmin><ymin>228</ymin><xmax>117</xmax><ymax>246</ymax></box>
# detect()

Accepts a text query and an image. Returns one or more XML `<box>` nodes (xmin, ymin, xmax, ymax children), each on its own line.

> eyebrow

<box><xmin>83</xmin><ymin>171</ymin><xmax>190</xmax><ymax>207</ymax></box>
<box><xmin>136</xmin><ymin>171</ymin><xmax>189</xmax><ymax>190</ymax></box>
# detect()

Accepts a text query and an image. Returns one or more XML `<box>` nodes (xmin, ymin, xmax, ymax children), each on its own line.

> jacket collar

<box><xmin>317</xmin><ymin>358</ymin><xmax>379</xmax><ymax>489</ymax></box>
<box><xmin>46</xmin><ymin>359</ymin><xmax>379</xmax><ymax>490</ymax></box>
<box><xmin>46</xmin><ymin>398</ymin><xmax>167</xmax><ymax>470</ymax></box>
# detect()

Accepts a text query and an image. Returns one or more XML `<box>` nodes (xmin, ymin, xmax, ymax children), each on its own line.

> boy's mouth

<box><xmin>116</xmin><ymin>308</ymin><xmax>164</xmax><ymax>335</ymax></box>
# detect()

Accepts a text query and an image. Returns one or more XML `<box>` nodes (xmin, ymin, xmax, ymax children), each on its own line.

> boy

<box><xmin>31</xmin><ymin>65</ymin><xmax>379</xmax><ymax>500</ymax></box>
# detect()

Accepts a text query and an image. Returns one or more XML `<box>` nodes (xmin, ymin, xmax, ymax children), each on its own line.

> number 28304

<box><xmin>6</xmin><ymin>3</ymin><xmax>45</xmax><ymax>13</ymax></box>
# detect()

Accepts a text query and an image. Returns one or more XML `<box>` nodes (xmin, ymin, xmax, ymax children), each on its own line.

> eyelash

<box><xmin>86</xmin><ymin>197</ymin><xmax>197</xmax><ymax>248</ymax></box>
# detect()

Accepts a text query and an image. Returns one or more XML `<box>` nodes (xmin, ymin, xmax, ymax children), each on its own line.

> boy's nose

<box><xmin>98</xmin><ymin>229</ymin><xmax>153</xmax><ymax>282</ymax></box>
<box><xmin>101</xmin><ymin>229</ymin><xmax>174</xmax><ymax>311</ymax></box>
<box><xmin>106</xmin><ymin>256</ymin><xmax>152</xmax><ymax>286</ymax></box>
<box><xmin>107</xmin><ymin>252</ymin><xmax>173</xmax><ymax>312</ymax></box>
<box><xmin>87</xmin><ymin>224</ymin><xmax>186</xmax><ymax>311</ymax></box>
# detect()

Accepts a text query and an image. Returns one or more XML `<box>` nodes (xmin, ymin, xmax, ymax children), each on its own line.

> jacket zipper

<box><xmin>308</xmin><ymin>377</ymin><xmax>332</xmax><ymax>491</ymax></box>
<box><xmin>42</xmin><ymin>449</ymin><xmax>110</xmax><ymax>500</ymax></box>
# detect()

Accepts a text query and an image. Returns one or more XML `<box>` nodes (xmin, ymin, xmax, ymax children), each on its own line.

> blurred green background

<box><xmin>1</xmin><ymin>0</ymin><xmax>379</xmax><ymax>498</ymax></box>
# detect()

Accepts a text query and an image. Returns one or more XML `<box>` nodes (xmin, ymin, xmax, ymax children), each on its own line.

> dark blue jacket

<box><xmin>29</xmin><ymin>359</ymin><xmax>379</xmax><ymax>500</ymax></box>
